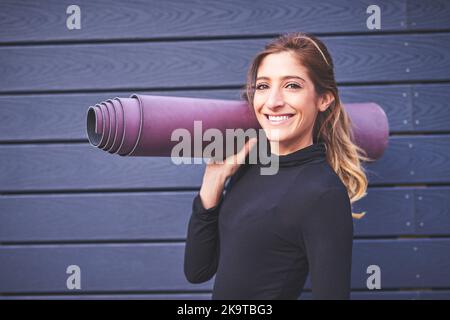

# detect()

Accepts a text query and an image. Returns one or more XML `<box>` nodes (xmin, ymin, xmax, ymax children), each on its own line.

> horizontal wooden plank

<box><xmin>0</xmin><ymin>239</ymin><xmax>449</xmax><ymax>293</ymax></box>
<box><xmin>1</xmin><ymin>84</ymin><xmax>448</xmax><ymax>144</ymax></box>
<box><xmin>4</xmin><ymin>186</ymin><xmax>448</xmax><ymax>243</ymax></box>
<box><xmin>4</xmin><ymin>290</ymin><xmax>450</xmax><ymax>300</ymax></box>
<box><xmin>352</xmin><ymin>187</ymin><xmax>414</xmax><ymax>236</ymax></box>
<box><xmin>0</xmin><ymin>191</ymin><xmax>196</xmax><ymax>242</ymax></box>
<box><xmin>366</xmin><ymin>135</ymin><xmax>450</xmax><ymax>184</ymax></box>
<box><xmin>1</xmin><ymin>83</ymin><xmax>448</xmax><ymax>144</ymax></box>
<box><xmin>1</xmin><ymin>34</ymin><xmax>449</xmax><ymax>93</ymax></box>
<box><xmin>0</xmin><ymin>143</ymin><xmax>204</xmax><ymax>192</ymax></box>
<box><xmin>343</xmin><ymin>83</ymin><xmax>450</xmax><ymax>133</ymax></box>
<box><xmin>0</xmin><ymin>84</ymin><xmax>428</xmax><ymax>143</ymax></box>
<box><xmin>340</xmin><ymin>84</ymin><xmax>413</xmax><ymax>132</ymax></box>
<box><xmin>0</xmin><ymin>0</ymin><xmax>408</xmax><ymax>43</ymax></box>
<box><xmin>408</xmin><ymin>0</ymin><xmax>450</xmax><ymax>30</ymax></box>
<box><xmin>1</xmin><ymin>136</ymin><xmax>449</xmax><ymax>192</ymax></box>
<box><xmin>408</xmin><ymin>137</ymin><xmax>450</xmax><ymax>183</ymax></box>
<box><xmin>0</xmin><ymin>90</ymin><xmax>241</xmax><ymax>143</ymax></box>
<box><xmin>415</xmin><ymin>187</ymin><xmax>450</xmax><ymax>235</ymax></box>
<box><xmin>412</xmin><ymin>84</ymin><xmax>450</xmax><ymax>132</ymax></box>
<box><xmin>416</xmin><ymin>290</ymin><xmax>450</xmax><ymax>300</ymax></box>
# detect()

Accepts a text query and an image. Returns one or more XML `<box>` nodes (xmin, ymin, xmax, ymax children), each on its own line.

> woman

<box><xmin>184</xmin><ymin>32</ymin><xmax>370</xmax><ymax>300</ymax></box>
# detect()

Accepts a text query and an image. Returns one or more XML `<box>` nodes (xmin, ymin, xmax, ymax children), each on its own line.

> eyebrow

<box><xmin>256</xmin><ymin>75</ymin><xmax>306</xmax><ymax>82</ymax></box>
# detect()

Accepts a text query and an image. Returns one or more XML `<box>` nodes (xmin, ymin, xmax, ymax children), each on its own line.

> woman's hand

<box><xmin>199</xmin><ymin>137</ymin><xmax>257</xmax><ymax>210</ymax></box>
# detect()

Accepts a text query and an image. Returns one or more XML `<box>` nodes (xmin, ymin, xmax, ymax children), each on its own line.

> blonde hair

<box><xmin>241</xmin><ymin>32</ymin><xmax>374</xmax><ymax>219</ymax></box>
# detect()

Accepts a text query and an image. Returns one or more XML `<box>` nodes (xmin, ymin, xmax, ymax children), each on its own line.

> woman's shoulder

<box><xmin>281</xmin><ymin>163</ymin><xmax>349</xmax><ymax>219</ymax></box>
<box><xmin>288</xmin><ymin>164</ymin><xmax>352</xmax><ymax>224</ymax></box>
<box><xmin>294</xmin><ymin>160</ymin><xmax>347</xmax><ymax>196</ymax></box>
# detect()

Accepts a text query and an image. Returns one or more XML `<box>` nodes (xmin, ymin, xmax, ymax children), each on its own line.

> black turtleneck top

<box><xmin>184</xmin><ymin>142</ymin><xmax>353</xmax><ymax>300</ymax></box>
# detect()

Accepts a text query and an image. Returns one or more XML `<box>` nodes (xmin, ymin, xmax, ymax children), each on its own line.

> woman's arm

<box><xmin>184</xmin><ymin>174</ymin><xmax>227</xmax><ymax>284</ymax></box>
<box><xmin>300</xmin><ymin>187</ymin><xmax>354</xmax><ymax>299</ymax></box>
<box><xmin>183</xmin><ymin>138</ymin><xmax>256</xmax><ymax>284</ymax></box>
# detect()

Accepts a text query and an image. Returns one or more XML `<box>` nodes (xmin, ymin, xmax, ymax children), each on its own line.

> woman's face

<box><xmin>253</xmin><ymin>51</ymin><xmax>330</xmax><ymax>155</ymax></box>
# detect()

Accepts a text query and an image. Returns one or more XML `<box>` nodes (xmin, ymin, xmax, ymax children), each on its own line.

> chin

<box><xmin>262</xmin><ymin>129</ymin><xmax>291</xmax><ymax>143</ymax></box>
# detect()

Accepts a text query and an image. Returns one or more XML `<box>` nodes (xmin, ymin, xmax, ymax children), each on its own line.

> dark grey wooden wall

<box><xmin>1</xmin><ymin>0</ymin><xmax>450</xmax><ymax>299</ymax></box>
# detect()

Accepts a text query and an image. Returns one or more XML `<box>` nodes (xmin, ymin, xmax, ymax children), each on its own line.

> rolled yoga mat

<box><xmin>86</xmin><ymin>94</ymin><xmax>389</xmax><ymax>160</ymax></box>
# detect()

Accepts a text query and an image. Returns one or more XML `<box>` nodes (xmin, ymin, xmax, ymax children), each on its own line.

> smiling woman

<box><xmin>243</xmin><ymin>32</ymin><xmax>370</xmax><ymax>216</ymax></box>
<box><xmin>253</xmin><ymin>54</ymin><xmax>334</xmax><ymax>154</ymax></box>
<box><xmin>184</xmin><ymin>32</ymin><xmax>371</xmax><ymax>300</ymax></box>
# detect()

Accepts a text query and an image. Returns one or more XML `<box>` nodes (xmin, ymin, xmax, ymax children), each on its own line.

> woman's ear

<box><xmin>318</xmin><ymin>92</ymin><xmax>335</xmax><ymax>112</ymax></box>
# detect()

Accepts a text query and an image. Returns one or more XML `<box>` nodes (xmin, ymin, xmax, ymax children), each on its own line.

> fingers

<box><xmin>235</xmin><ymin>137</ymin><xmax>257</xmax><ymax>165</ymax></box>
<box><xmin>207</xmin><ymin>137</ymin><xmax>257</xmax><ymax>165</ymax></box>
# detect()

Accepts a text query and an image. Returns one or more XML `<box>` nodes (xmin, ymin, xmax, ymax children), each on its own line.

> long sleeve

<box><xmin>183</xmin><ymin>187</ymin><xmax>227</xmax><ymax>284</ymax></box>
<box><xmin>299</xmin><ymin>187</ymin><xmax>354</xmax><ymax>299</ymax></box>
<box><xmin>183</xmin><ymin>170</ymin><xmax>244</xmax><ymax>284</ymax></box>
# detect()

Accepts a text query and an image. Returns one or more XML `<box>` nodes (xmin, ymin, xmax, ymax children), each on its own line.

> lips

<box><xmin>263</xmin><ymin>113</ymin><xmax>295</xmax><ymax>125</ymax></box>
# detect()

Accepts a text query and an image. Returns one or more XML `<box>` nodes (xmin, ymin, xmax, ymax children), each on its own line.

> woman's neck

<box><xmin>269</xmin><ymin>136</ymin><xmax>314</xmax><ymax>156</ymax></box>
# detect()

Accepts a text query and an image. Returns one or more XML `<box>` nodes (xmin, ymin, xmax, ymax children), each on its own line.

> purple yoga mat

<box><xmin>86</xmin><ymin>94</ymin><xmax>389</xmax><ymax>160</ymax></box>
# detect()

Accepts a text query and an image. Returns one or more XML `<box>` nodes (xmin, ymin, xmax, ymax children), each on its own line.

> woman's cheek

<box><xmin>253</xmin><ymin>95</ymin><xmax>264</xmax><ymax>108</ymax></box>
<box><xmin>253</xmin><ymin>99</ymin><xmax>265</xmax><ymax>116</ymax></box>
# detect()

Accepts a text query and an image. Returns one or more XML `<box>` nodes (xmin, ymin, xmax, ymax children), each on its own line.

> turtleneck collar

<box><xmin>255</xmin><ymin>141</ymin><xmax>327</xmax><ymax>168</ymax></box>
<box><xmin>276</xmin><ymin>142</ymin><xmax>327</xmax><ymax>167</ymax></box>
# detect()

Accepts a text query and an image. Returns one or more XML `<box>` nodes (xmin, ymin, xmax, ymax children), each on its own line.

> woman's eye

<box><xmin>256</xmin><ymin>84</ymin><xmax>268</xmax><ymax>90</ymax></box>
<box><xmin>286</xmin><ymin>83</ymin><xmax>301</xmax><ymax>89</ymax></box>
<box><xmin>255</xmin><ymin>83</ymin><xmax>301</xmax><ymax>90</ymax></box>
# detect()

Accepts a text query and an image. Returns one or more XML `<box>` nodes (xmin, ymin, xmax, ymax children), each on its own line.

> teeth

<box><xmin>268</xmin><ymin>115</ymin><xmax>292</xmax><ymax>121</ymax></box>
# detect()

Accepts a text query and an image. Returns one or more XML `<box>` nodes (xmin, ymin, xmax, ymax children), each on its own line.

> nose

<box><xmin>265</xmin><ymin>87</ymin><xmax>284</xmax><ymax>110</ymax></box>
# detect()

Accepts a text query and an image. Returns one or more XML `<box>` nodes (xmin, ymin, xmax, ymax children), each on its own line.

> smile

<box><xmin>264</xmin><ymin>113</ymin><xmax>295</xmax><ymax>125</ymax></box>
